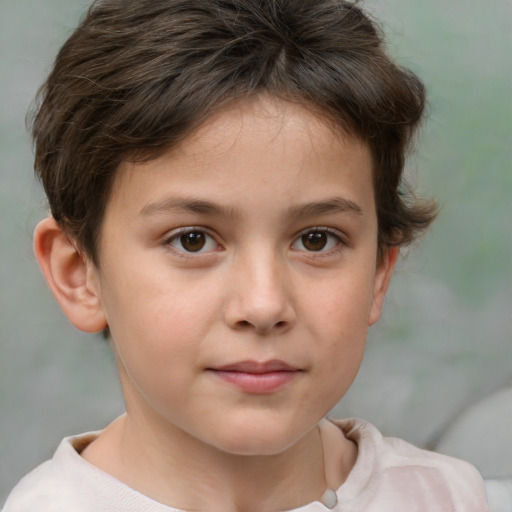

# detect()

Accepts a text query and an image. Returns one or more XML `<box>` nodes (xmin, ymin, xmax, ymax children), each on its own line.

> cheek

<box><xmin>105</xmin><ymin>270</ymin><xmax>225</xmax><ymax>380</ymax></box>
<box><xmin>305</xmin><ymin>269</ymin><xmax>375</xmax><ymax>337</ymax></box>
<box><xmin>302</xmin><ymin>269</ymin><xmax>374</xmax><ymax>388</ymax></box>
<box><xmin>107</xmin><ymin>289</ymin><xmax>206</xmax><ymax>409</ymax></box>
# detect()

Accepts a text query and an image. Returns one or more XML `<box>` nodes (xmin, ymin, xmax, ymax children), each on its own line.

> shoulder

<box><xmin>331</xmin><ymin>418</ymin><xmax>489</xmax><ymax>512</ymax></box>
<box><xmin>2</xmin><ymin>433</ymin><xmax>98</xmax><ymax>512</ymax></box>
<box><xmin>2</xmin><ymin>456</ymin><xmax>77</xmax><ymax>511</ymax></box>
<box><xmin>2</xmin><ymin>431</ymin><xmax>180</xmax><ymax>512</ymax></box>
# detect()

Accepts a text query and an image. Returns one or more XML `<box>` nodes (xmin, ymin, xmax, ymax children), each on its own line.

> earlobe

<box><xmin>33</xmin><ymin>217</ymin><xmax>107</xmax><ymax>333</ymax></box>
<box><xmin>368</xmin><ymin>247</ymin><xmax>398</xmax><ymax>326</ymax></box>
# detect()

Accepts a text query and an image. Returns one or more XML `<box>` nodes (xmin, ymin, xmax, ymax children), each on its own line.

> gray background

<box><xmin>1</xmin><ymin>0</ymin><xmax>511</xmax><ymax>504</ymax></box>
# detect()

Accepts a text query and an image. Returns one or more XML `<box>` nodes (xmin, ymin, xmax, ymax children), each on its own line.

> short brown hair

<box><xmin>32</xmin><ymin>0</ymin><xmax>436</xmax><ymax>264</ymax></box>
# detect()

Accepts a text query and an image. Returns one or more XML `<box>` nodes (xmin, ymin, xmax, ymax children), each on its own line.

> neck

<box><xmin>82</xmin><ymin>412</ymin><xmax>355</xmax><ymax>511</ymax></box>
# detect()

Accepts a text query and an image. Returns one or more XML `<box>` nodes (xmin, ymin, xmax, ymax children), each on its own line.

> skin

<box><xmin>34</xmin><ymin>94</ymin><xmax>397</xmax><ymax>511</ymax></box>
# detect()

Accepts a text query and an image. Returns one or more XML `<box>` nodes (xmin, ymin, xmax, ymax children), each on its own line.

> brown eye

<box><xmin>291</xmin><ymin>228</ymin><xmax>342</xmax><ymax>253</ymax></box>
<box><xmin>168</xmin><ymin>229</ymin><xmax>218</xmax><ymax>254</ymax></box>
<box><xmin>301</xmin><ymin>232</ymin><xmax>328</xmax><ymax>251</ymax></box>
<box><xmin>180</xmin><ymin>231</ymin><xmax>206</xmax><ymax>252</ymax></box>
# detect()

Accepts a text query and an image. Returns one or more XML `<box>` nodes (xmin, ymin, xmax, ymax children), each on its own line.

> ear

<box><xmin>368</xmin><ymin>246</ymin><xmax>398</xmax><ymax>326</ymax></box>
<box><xmin>33</xmin><ymin>217</ymin><xmax>107</xmax><ymax>333</ymax></box>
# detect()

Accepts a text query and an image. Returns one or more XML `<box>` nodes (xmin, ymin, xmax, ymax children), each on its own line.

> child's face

<box><xmin>91</xmin><ymin>95</ymin><xmax>394</xmax><ymax>455</ymax></box>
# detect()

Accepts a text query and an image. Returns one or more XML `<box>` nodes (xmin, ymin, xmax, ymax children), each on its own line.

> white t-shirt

<box><xmin>2</xmin><ymin>418</ymin><xmax>489</xmax><ymax>512</ymax></box>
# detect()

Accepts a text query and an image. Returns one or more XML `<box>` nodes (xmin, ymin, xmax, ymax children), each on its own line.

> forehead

<box><xmin>108</xmin><ymin>95</ymin><xmax>374</xmax><ymax>221</ymax></box>
<box><xmin>165</xmin><ymin>96</ymin><xmax>362</xmax><ymax>171</ymax></box>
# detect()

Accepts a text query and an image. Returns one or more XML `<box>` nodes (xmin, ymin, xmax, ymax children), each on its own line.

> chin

<box><xmin>208</xmin><ymin>416</ymin><xmax>315</xmax><ymax>457</ymax></box>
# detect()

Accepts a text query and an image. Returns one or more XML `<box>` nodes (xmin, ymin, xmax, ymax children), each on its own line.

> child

<box><xmin>3</xmin><ymin>0</ymin><xmax>489</xmax><ymax>510</ymax></box>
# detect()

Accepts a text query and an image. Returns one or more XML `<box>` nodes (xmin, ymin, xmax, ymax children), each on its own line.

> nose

<box><xmin>224</xmin><ymin>251</ymin><xmax>295</xmax><ymax>335</ymax></box>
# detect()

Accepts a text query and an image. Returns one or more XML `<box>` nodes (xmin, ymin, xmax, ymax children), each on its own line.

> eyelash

<box><xmin>291</xmin><ymin>227</ymin><xmax>346</xmax><ymax>255</ymax></box>
<box><xmin>163</xmin><ymin>226</ymin><xmax>346</xmax><ymax>256</ymax></box>
<box><xmin>163</xmin><ymin>227</ymin><xmax>221</xmax><ymax>256</ymax></box>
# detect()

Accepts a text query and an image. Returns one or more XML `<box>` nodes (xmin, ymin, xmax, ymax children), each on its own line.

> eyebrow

<box><xmin>287</xmin><ymin>197</ymin><xmax>363</xmax><ymax>218</ymax></box>
<box><xmin>139</xmin><ymin>196</ymin><xmax>362</xmax><ymax>219</ymax></box>
<box><xmin>139</xmin><ymin>198</ymin><xmax>239</xmax><ymax>218</ymax></box>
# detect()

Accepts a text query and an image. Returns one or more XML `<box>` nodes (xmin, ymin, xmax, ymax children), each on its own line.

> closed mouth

<box><xmin>206</xmin><ymin>360</ymin><xmax>302</xmax><ymax>393</ymax></box>
<box><xmin>209</xmin><ymin>359</ymin><xmax>300</xmax><ymax>374</ymax></box>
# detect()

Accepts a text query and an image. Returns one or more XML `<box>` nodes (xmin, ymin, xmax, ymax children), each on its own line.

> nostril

<box><xmin>234</xmin><ymin>319</ymin><xmax>288</xmax><ymax>330</ymax></box>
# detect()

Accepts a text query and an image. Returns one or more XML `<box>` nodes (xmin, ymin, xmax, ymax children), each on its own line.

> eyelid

<box><xmin>162</xmin><ymin>225</ymin><xmax>347</xmax><ymax>256</ymax></box>
<box><xmin>163</xmin><ymin>226</ymin><xmax>222</xmax><ymax>255</ymax></box>
<box><xmin>291</xmin><ymin>226</ymin><xmax>347</xmax><ymax>253</ymax></box>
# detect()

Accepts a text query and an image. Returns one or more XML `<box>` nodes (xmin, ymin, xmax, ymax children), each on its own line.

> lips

<box><xmin>207</xmin><ymin>360</ymin><xmax>301</xmax><ymax>393</ymax></box>
<box><xmin>213</xmin><ymin>359</ymin><xmax>298</xmax><ymax>373</ymax></box>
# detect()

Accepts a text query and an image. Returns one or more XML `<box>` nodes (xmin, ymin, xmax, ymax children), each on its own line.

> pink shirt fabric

<box><xmin>2</xmin><ymin>418</ymin><xmax>489</xmax><ymax>512</ymax></box>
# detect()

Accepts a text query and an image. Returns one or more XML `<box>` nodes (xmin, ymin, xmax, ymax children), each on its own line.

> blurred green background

<box><xmin>1</xmin><ymin>0</ymin><xmax>511</xmax><ymax>503</ymax></box>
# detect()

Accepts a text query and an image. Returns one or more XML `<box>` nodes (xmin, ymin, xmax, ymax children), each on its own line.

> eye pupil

<box><xmin>302</xmin><ymin>232</ymin><xmax>327</xmax><ymax>251</ymax></box>
<box><xmin>180</xmin><ymin>232</ymin><xmax>206</xmax><ymax>252</ymax></box>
